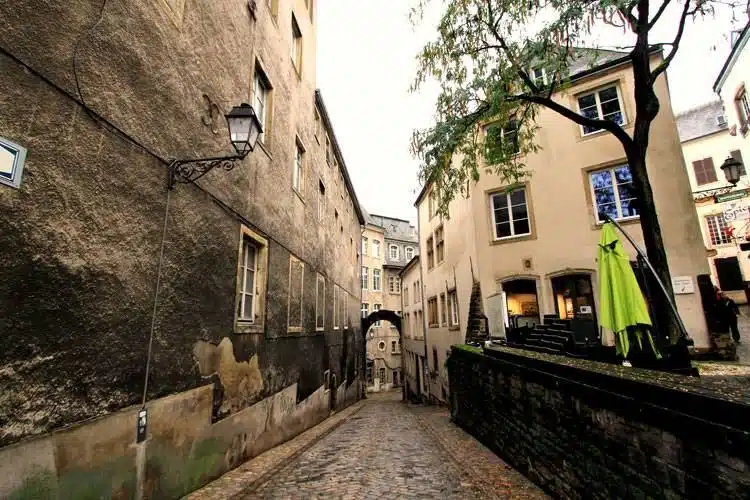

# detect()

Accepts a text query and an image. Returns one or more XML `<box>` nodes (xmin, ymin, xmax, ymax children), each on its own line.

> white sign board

<box><xmin>672</xmin><ymin>276</ymin><xmax>694</xmax><ymax>295</ymax></box>
<box><xmin>579</xmin><ymin>305</ymin><xmax>592</xmax><ymax>314</ymax></box>
<box><xmin>722</xmin><ymin>202</ymin><xmax>750</xmax><ymax>222</ymax></box>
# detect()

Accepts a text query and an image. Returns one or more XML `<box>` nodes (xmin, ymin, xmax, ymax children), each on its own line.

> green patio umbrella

<box><xmin>598</xmin><ymin>222</ymin><xmax>660</xmax><ymax>359</ymax></box>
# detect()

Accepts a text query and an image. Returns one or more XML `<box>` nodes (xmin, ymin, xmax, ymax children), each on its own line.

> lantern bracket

<box><xmin>167</xmin><ymin>153</ymin><xmax>246</xmax><ymax>190</ymax></box>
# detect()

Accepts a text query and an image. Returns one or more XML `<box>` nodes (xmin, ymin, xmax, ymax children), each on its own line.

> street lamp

<box><xmin>168</xmin><ymin>103</ymin><xmax>263</xmax><ymax>189</ymax></box>
<box><xmin>720</xmin><ymin>156</ymin><xmax>744</xmax><ymax>186</ymax></box>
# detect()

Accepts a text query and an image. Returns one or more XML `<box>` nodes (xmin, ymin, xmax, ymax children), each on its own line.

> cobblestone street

<box><xmin>187</xmin><ymin>391</ymin><xmax>546</xmax><ymax>499</ymax></box>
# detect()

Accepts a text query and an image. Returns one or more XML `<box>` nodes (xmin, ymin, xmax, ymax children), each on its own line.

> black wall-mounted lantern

<box><xmin>720</xmin><ymin>155</ymin><xmax>743</xmax><ymax>186</ymax></box>
<box><xmin>168</xmin><ymin>103</ymin><xmax>262</xmax><ymax>189</ymax></box>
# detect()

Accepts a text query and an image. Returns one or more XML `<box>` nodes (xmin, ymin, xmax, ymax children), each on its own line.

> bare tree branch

<box><xmin>650</xmin><ymin>0</ymin><xmax>692</xmax><ymax>81</ymax></box>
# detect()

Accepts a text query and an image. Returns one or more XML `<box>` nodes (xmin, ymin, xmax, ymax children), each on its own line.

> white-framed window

<box><xmin>373</xmin><ymin>303</ymin><xmax>381</xmax><ymax>326</ymax></box>
<box><xmin>485</xmin><ymin>119</ymin><xmax>519</xmax><ymax>159</ymax></box>
<box><xmin>293</xmin><ymin>139</ymin><xmax>304</xmax><ymax>193</ymax></box>
<box><xmin>389</xmin><ymin>244</ymin><xmax>399</xmax><ymax>260</ymax></box>
<box><xmin>362</xmin><ymin>236</ymin><xmax>368</xmax><ymax>255</ymax></box>
<box><xmin>439</xmin><ymin>293</ymin><xmax>446</xmax><ymax>326</ymax></box>
<box><xmin>388</xmin><ymin>276</ymin><xmax>401</xmax><ymax>294</ymax></box>
<box><xmin>317</xmin><ymin>180</ymin><xmax>325</xmax><ymax>221</ymax></box>
<box><xmin>372</xmin><ymin>240</ymin><xmax>380</xmax><ymax>257</ymax></box>
<box><xmin>577</xmin><ymin>85</ymin><xmax>625</xmax><ymax>135</ymax></box>
<box><xmin>706</xmin><ymin>214</ymin><xmax>732</xmax><ymax>246</ymax></box>
<box><xmin>435</xmin><ymin>226</ymin><xmax>444</xmax><ymax>263</ymax></box>
<box><xmin>361</xmin><ymin>266</ymin><xmax>368</xmax><ymax>290</ymax></box>
<box><xmin>361</xmin><ymin>302</ymin><xmax>369</xmax><ymax>319</ymax></box>
<box><xmin>291</xmin><ymin>14</ymin><xmax>302</xmax><ymax>73</ymax></box>
<box><xmin>448</xmin><ymin>290</ymin><xmax>458</xmax><ymax>326</ymax></box>
<box><xmin>287</xmin><ymin>256</ymin><xmax>305</xmax><ymax>332</ymax></box>
<box><xmin>531</xmin><ymin>67</ymin><xmax>547</xmax><ymax>86</ymax></box>
<box><xmin>235</xmin><ymin>226</ymin><xmax>269</xmax><ymax>333</ymax></box>
<box><xmin>373</xmin><ymin>269</ymin><xmax>382</xmax><ymax>291</ymax></box>
<box><xmin>253</xmin><ymin>63</ymin><xmax>272</xmax><ymax>142</ymax></box>
<box><xmin>391</xmin><ymin>341</ymin><xmax>397</xmax><ymax>354</ymax></box>
<box><xmin>589</xmin><ymin>164</ymin><xmax>639</xmax><ymax>223</ymax></box>
<box><xmin>405</xmin><ymin>246</ymin><xmax>414</xmax><ymax>260</ymax></box>
<box><xmin>315</xmin><ymin>274</ymin><xmax>325</xmax><ymax>331</ymax></box>
<box><xmin>490</xmin><ymin>188</ymin><xmax>531</xmax><ymax>240</ymax></box>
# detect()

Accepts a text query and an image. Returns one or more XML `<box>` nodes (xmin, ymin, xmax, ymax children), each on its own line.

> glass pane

<box><xmin>590</xmin><ymin>170</ymin><xmax>613</xmax><ymax>189</ymax></box>
<box><xmin>492</xmin><ymin>193</ymin><xmax>508</xmax><ymax>211</ymax></box>
<box><xmin>246</xmin><ymin>244</ymin><xmax>256</xmax><ymax>270</ymax></box>
<box><xmin>511</xmin><ymin>202</ymin><xmax>528</xmax><ymax>221</ymax></box>
<box><xmin>578</xmin><ymin>94</ymin><xmax>596</xmax><ymax>109</ymax></box>
<box><xmin>619</xmin><ymin>197</ymin><xmax>639</xmax><ymax>217</ymax></box>
<box><xmin>598</xmin><ymin>87</ymin><xmax>618</xmax><ymax>102</ymax></box>
<box><xmin>603</xmin><ymin>111</ymin><xmax>624</xmax><ymax>125</ymax></box>
<box><xmin>597</xmin><ymin>203</ymin><xmax>619</xmax><ymax>221</ymax></box>
<box><xmin>242</xmin><ymin>293</ymin><xmax>254</xmax><ymax>320</ymax></box>
<box><xmin>513</xmin><ymin>218</ymin><xmax>530</xmax><ymax>235</ymax></box>
<box><xmin>614</xmin><ymin>165</ymin><xmax>632</xmax><ymax>183</ymax></box>
<box><xmin>496</xmin><ymin>222</ymin><xmax>512</xmax><ymax>238</ymax></box>
<box><xmin>245</xmin><ymin>268</ymin><xmax>255</xmax><ymax>295</ymax></box>
<box><xmin>494</xmin><ymin>206</ymin><xmax>510</xmax><ymax>223</ymax></box>
<box><xmin>509</xmin><ymin>189</ymin><xmax>526</xmax><ymax>206</ymax></box>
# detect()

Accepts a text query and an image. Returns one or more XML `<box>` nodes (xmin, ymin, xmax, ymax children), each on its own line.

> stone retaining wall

<box><xmin>1</xmin><ymin>380</ymin><xmax>359</xmax><ymax>499</ymax></box>
<box><xmin>447</xmin><ymin>346</ymin><xmax>750</xmax><ymax>499</ymax></box>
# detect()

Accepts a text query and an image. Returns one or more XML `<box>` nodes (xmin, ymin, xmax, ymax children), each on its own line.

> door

<box><xmin>715</xmin><ymin>257</ymin><xmax>744</xmax><ymax>290</ymax></box>
<box><xmin>551</xmin><ymin>274</ymin><xmax>596</xmax><ymax>321</ymax></box>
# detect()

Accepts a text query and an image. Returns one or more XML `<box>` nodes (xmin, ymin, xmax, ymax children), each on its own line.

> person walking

<box><xmin>717</xmin><ymin>291</ymin><xmax>741</xmax><ymax>343</ymax></box>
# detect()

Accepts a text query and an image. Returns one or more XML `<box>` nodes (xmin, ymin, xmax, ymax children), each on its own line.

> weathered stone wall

<box><xmin>448</xmin><ymin>346</ymin><xmax>750</xmax><ymax>499</ymax></box>
<box><xmin>0</xmin><ymin>0</ymin><xmax>362</xmax><ymax>450</ymax></box>
<box><xmin>0</xmin><ymin>380</ymin><xmax>359</xmax><ymax>499</ymax></box>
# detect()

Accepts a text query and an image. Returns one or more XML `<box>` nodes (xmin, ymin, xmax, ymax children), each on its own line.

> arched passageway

<box><xmin>361</xmin><ymin>309</ymin><xmax>404</xmax><ymax>399</ymax></box>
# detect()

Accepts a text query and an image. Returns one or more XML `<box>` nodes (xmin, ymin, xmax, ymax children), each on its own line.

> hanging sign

<box><xmin>715</xmin><ymin>189</ymin><xmax>748</xmax><ymax>203</ymax></box>
<box><xmin>722</xmin><ymin>202</ymin><xmax>750</xmax><ymax>222</ymax></box>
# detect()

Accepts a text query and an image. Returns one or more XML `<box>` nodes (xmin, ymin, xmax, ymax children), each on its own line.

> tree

<box><xmin>411</xmin><ymin>0</ymin><xmax>743</xmax><ymax>345</ymax></box>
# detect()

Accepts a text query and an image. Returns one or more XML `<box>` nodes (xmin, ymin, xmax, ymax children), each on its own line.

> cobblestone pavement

<box><xmin>189</xmin><ymin>391</ymin><xmax>547</xmax><ymax>499</ymax></box>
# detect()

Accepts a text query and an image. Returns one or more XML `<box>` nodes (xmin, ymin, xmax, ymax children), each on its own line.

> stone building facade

<box><xmin>361</xmin><ymin>213</ymin><xmax>417</xmax><ymax>391</ymax></box>
<box><xmin>400</xmin><ymin>255</ymin><xmax>428</xmax><ymax>402</ymax></box>
<box><xmin>416</xmin><ymin>48</ymin><xmax>713</xmax><ymax>404</ymax></box>
<box><xmin>676</xmin><ymin>100</ymin><xmax>750</xmax><ymax>305</ymax></box>
<box><xmin>0</xmin><ymin>0</ymin><xmax>364</xmax><ymax>497</ymax></box>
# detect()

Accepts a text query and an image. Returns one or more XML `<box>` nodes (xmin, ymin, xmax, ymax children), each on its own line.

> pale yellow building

<box><xmin>400</xmin><ymin>255</ymin><xmax>427</xmax><ymax>401</ymax></box>
<box><xmin>416</xmin><ymin>48</ymin><xmax>713</xmax><ymax>403</ymax></box>
<box><xmin>677</xmin><ymin>101</ymin><xmax>750</xmax><ymax>304</ymax></box>
<box><xmin>361</xmin><ymin>212</ymin><xmax>417</xmax><ymax>391</ymax></box>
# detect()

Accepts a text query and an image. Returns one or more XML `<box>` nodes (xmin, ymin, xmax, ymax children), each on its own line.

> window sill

<box><xmin>293</xmin><ymin>187</ymin><xmax>305</xmax><ymax>204</ymax></box>
<box><xmin>287</xmin><ymin>326</ymin><xmax>303</xmax><ymax>333</ymax></box>
<box><xmin>449</xmin><ymin>325</ymin><xmax>460</xmax><ymax>331</ymax></box>
<box><xmin>315</xmin><ymin>327</ymin><xmax>324</xmax><ymax>332</ymax></box>
<box><xmin>235</xmin><ymin>322</ymin><xmax>264</xmax><ymax>335</ymax></box>
<box><xmin>490</xmin><ymin>232</ymin><xmax>535</xmax><ymax>246</ymax></box>
<box><xmin>257</xmin><ymin>139</ymin><xmax>272</xmax><ymax>160</ymax></box>
<box><xmin>593</xmin><ymin>216</ymin><xmax>639</xmax><ymax>228</ymax></box>
<box><xmin>578</xmin><ymin>121</ymin><xmax>631</xmax><ymax>142</ymax></box>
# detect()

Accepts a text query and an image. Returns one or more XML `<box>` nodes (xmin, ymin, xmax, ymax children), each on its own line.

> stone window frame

<box><xmin>448</xmin><ymin>289</ymin><xmax>459</xmax><ymax>329</ymax></box>
<box><xmin>315</xmin><ymin>273</ymin><xmax>326</xmax><ymax>331</ymax></box>
<box><xmin>575</xmin><ymin>83</ymin><xmax>627</xmax><ymax>136</ymax></box>
<box><xmin>0</xmin><ymin>136</ymin><xmax>27</xmax><ymax>190</ymax></box>
<box><xmin>252</xmin><ymin>59</ymin><xmax>274</xmax><ymax>148</ymax></box>
<box><xmin>427</xmin><ymin>296</ymin><xmax>439</xmax><ymax>327</ymax></box>
<box><xmin>287</xmin><ymin>255</ymin><xmax>305</xmax><ymax>333</ymax></box>
<box><xmin>291</xmin><ymin>13</ymin><xmax>303</xmax><ymax>77</ymax></box>
<box><xmin>372</xmin><ymin>268</ymin><xmax>382</xmax><ymax>292</ymax></box>
<box><xmin>389</xmin><ymin>244</ymin><xmax>399</xmax><ymax>260</ymax></box>
<box><xmin>361</xmin><ymin>266</ymin><xmax>369</xmax><ymax>290</ymax></box>
<box><xmin>234</xmin><ymin>226</ymin><xmax>269</xmax><ymax>335</ymax></box>
<box><xmin>439</xmin><ymin>292</ymin><xmax>447</xmax><ymax>327</ymax></box>
<box><xmin>405</xmin><ymin>246</ymin><xmax>415</xmax><ymax>260</ymax></box>
<box><xmin>293</xmin><ymin>136</ymin><xmax>306</xmax><ymax>196</ymax></box>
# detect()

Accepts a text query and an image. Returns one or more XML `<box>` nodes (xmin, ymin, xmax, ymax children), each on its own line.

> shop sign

<box><xmin>722</xmin><ymin>202</ymin><xmax>750</xmax><ymax>222</ymax></box>
<box><xmin>672</xmin><ymin>276</ymin><xmax>694</xmax><ymax>295</ymax></box>
<box><xmin>715</xmin><ymin>189</ymin><xmax>748</xmax><ymax>203</ymax></box>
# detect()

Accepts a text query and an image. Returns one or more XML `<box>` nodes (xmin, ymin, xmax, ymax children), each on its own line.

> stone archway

<box><xmin>361</xmin><ymin>309</ymin><xmax>403</xmax><ymax>399</ymax></box>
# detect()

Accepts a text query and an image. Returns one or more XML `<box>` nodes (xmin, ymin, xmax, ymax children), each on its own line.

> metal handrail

<box><xmin>603</xmin><ymin>214</ymin><xmax>691</xmax><ymax>341</ymax></box>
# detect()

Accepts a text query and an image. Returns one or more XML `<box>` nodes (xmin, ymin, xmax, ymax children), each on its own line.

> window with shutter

<box><xmin>693</xmin><ymin>158</ymin><xmax>717</xmax><ymax>185</ymax></box>
<box><xmin>730</xmin><ymin>150</ymin><xmax>746</xmax><ymax>176</ymax></box>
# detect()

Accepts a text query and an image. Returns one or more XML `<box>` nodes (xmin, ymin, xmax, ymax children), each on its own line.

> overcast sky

<box><xmin>316</xmin><ymin>1</ymin><xmax>746</xmax><ymax>225</ymax></box>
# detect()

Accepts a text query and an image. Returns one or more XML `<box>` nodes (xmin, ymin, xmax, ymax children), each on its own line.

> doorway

<box><xmin>551</xmin><ymin>274</ymin><xmax>596</xmax><ymax>321</ymax></box>
<box><xmin>502</xmin><ymin>279</ymin><xmax>540</xmax><ymax>329</ymax></box>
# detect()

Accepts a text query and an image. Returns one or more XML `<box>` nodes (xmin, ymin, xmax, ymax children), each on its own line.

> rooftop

<box><xmin>676</xmin><ymin>101</ymin><xmax>728</xmax><ymax>143</ymax></box>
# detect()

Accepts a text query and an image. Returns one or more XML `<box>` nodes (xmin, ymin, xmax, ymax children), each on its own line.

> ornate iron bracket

<box><xmin>167</xmin><ymin>154</ymin><xmax>246</xmax><ymax>190</ymax></box>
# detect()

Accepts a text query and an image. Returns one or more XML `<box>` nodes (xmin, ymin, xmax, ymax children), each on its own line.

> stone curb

<box><xmin>228</xmin><ymin>400</ymin><xmax>368</xmax><ymax>498</ymax></box>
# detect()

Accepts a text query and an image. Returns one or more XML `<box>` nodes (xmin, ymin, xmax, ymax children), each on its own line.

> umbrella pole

<box><xmin>603</xmin><ymin>215</ymin><xmax>691</xmax><ymax>341</ymax></box>
<box><xmin>637</xmin><ymin>254</ymin><xmax>661</xmax><ymax>349</ymax></box>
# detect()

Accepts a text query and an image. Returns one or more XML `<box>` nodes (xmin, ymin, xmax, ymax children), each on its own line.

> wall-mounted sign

<box><xmin>722</xmin><ymin>202</ymin><xmax>750</xmax><ymax>222</ymax></box>
<box><xmin>672</xmin><ymin>276</ymin><xmax>695</xmax><ymax>294</ymax></box>
<box><xmin>0</xmin><ymin>137</ymin><xmax>27</xmax><ymax>189</ymax></box>
<box><xmin>136</xmin><ymin>408</ymin><xmax>148</xmax><ymax>443</ymax></box>
<box><xmin>715</xmin><ymin>189</ymin><xmax>748</xmax><ymax>203</ymax></box>
<box><xmin>579</xmin><ymin>305</ymin><xmax>592</xmax><ymax>314</ymax></box>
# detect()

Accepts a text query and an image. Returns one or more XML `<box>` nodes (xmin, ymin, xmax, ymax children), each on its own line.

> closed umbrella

<box><xmin>598</xmin><ymin>222</ymin><xmax>660</xmax><ymax>359</ymax></box>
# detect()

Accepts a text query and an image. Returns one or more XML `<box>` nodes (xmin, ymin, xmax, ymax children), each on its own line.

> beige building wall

<box><xmin>468</xmin><ymin>52</ymin><xmax>711</xmax><ymax>349</ymax></box>
<box><xmin>681</xmin><ymin>128</ymin><xmax>750</xmax><ymax>303</ymax></box>
<box><xmin>416</xmin><ymin>187</ymin><xmax>477</xmax><ymax>403</ymax></box>
<box><xmin>400</xmin><ymin>257</ymin><xmax>427</xmax><ymax>400</ymax></box>
<box><xmin>361</xmin><ymin>224</ymin><xmax>385</xmax><ymax>319</ymax></box>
